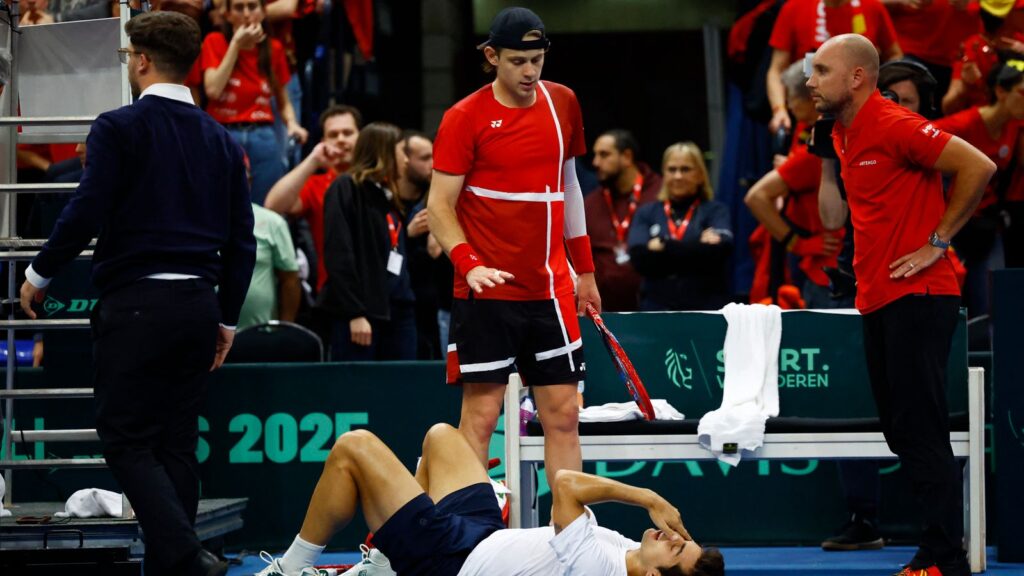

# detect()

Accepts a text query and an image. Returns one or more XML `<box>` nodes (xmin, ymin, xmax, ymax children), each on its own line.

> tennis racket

<box><xmin>585</xmin><ymin>303</ymin><xmax>656</xmax><ymax>421</ymax></box>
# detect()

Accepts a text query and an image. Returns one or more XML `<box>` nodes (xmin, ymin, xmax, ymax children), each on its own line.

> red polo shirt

<box><xmin>832</xmin><ymin>91</ymin><xmax>961</xmax><ymax>313</ymax></box>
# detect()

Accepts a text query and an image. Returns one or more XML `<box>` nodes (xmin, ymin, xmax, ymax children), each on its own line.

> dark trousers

<box><xmin>92</xmin><ymin>279</ymin><xmax>220</xmax><ymax>575</ymax></box>
<box><xmin>331</xmin><ymin>301</ymin><xmax>417</xmax><ymax>361</ymax></box>
<box><xmin>862</xmin><ymin>294</ymin><xmax>963</xmax><ymax>564</ymax></box>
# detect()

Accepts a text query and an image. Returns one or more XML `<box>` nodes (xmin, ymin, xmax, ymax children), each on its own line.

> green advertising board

<box><xmin>4</xmin><ymin>310</ymin><xmax>976</xmax><ymax>550</ymax></box>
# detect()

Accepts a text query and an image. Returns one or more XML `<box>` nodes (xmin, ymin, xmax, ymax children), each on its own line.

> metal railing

<box><xmin>1</xmin><ymin>1</ymin><xmax>132</xmax><ymax>505</ymax></box>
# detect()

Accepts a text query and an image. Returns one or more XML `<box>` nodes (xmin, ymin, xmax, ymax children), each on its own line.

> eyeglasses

<box><xmin>116</xmin><ymin>48</ymin><xmax>144</xmax><ymax>64</ymax></box>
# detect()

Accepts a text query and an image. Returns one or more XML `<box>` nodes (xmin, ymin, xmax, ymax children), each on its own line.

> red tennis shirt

<box><xmin>832</xmin><ymin>91</ymin><xmax>961</xmax><ymax>313</ymax></box>
<box><xmin>433</xmin><ymin>81</ymin><xmax>587</xmax><ymax>301</ymax></box>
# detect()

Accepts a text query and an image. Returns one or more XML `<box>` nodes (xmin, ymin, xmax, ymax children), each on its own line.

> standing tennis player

<box><xmin>427</xmin><ymin>6</ymin><xmax>600</xmax><ymax>493</ymax></box>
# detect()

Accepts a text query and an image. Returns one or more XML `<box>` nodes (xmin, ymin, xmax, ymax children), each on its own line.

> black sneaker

<box><xmin>820</xmin><ymin>514</ymin><xmax>885</xmax><ymax>551</ymax></box>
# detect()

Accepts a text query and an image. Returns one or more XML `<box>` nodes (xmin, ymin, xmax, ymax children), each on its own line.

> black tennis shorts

<box><xmin>446</xmin><ymin>295</ymin><xmax>585</xmax><ymax>387</ymax></box>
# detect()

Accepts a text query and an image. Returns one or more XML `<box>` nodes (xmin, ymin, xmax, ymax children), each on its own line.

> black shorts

<box><xmin>372</xmin><ymin>483</ymin><xmax>505</xmax><ymax>576</ymax></box>
<box><xmin>445</xmin><ymin>295</ymin><xmax>586</xmax><ymax>387</ymax></box>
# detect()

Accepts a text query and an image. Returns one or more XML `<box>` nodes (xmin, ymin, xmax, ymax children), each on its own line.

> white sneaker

<box><xmin>340</xmin><ymin>544</ymin><xmax>396</xmax><ymax>576</ymax></box>
<box><xmin>254</xmin><ymin>551</ymin><xmax>327</xmax><ymax>576</ymax></box>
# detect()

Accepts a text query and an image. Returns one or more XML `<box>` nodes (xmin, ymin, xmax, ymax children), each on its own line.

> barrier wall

<box><xmin>992</xmin><ymin>270</ymin><xmax>1024</xmax><ymax>563</ymax></box>
<box><xmin>4</xmin><ymin>309</ymin><xmax>983</xmax><ymax>550</ymax></box>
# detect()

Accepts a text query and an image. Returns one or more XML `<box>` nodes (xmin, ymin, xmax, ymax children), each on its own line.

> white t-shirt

<box><xmin>457</xmin><ymin>512</ymin><xmax>639</xmax><ymax>576</ymax></box>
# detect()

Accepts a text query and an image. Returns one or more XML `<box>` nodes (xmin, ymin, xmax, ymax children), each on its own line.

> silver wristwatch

<box><xmin>928</xmin><ymin>232</ymin><xmax>950</xmax><ymax>250</ymax></box>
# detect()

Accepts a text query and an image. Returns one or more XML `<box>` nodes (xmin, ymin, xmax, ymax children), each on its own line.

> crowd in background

<box><xmin>13</xmin><ymin>0</ymin><xmax>1024</xmax><ymax>364</ymax></box>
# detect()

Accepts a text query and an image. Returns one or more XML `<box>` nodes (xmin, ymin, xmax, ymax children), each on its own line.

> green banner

<box><xmin>583</xmin><ymin>310</ymin><xmax>968</xmax><ymax>417</ymax></box>
<box><xmin>4</xmin><ymin>310</ymin><xmax>976</xmax><ymax>549</ymax></box>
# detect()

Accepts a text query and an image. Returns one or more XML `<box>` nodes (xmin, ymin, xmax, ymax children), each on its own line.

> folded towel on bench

<box><xmin>579</xmin><ymin>399</ymin><xmax>685</xmax><ymax>423</ymax></box>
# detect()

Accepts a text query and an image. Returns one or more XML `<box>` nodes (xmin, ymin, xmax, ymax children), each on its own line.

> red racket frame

<box><xmin>585</xmin><ymin>303</ymin><xmax>656</xmax><ymax>421</ymax></box>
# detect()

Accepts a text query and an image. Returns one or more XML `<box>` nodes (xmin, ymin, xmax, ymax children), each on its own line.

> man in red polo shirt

<box><xmin>264</xmin><ymin>104</ymin><xmax>361</xmax><ymax>292</ymax></box>
<box><xmin>809</xmin><ymin>34</ymin><xmax>995</xmax><ymax>576</ymax></box>
<box><xmin>427</xmin><ymin>7</ymin><xmax>600</xmax><ymax>495</ymax></box>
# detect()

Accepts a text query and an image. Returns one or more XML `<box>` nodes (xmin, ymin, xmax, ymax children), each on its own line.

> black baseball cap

<box><xmin>476</xmin><ymin>7</ymin><xmax>551</xmax><ymax>51</ymax></box>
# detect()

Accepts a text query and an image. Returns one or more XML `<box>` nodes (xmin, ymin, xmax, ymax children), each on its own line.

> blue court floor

<box><xmin>227</xmin><ymin>546</ymin><xmax>1024</xmax><ymax>575</ymax></box>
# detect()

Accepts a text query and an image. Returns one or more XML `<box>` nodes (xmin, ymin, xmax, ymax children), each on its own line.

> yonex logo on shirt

<box><xmin>490</xmin><ymin>119</ymin><xmax>503</xmax><ymax>128</ymax></box>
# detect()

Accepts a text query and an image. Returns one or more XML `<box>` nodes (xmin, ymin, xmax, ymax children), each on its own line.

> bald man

<box><xmin>807</xmin><ymin>35</ymin><xmax>994</xmax><ymax>576</ymax></box>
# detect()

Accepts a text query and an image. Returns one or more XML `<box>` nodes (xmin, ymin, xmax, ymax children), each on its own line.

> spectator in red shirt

<box><xmin>810</xmin><ymin>34</ymin><xmax>994</xmax><ymax>576</ymax></box>
<box><xmin>584</xmin><ymin>129</ymin><xmax>662</xmax><ymax>312</ymax></box>
<box><xmin>201</xmin><ymin>0</ymin><xmax>308</xmax><ymax>204</ymax></box>
<box><xmin>767</xmin><ymin>0</ymin><xmax>903</xmax><ymax>133</ymax></box>
<box><xmin>264</xmin><ymin>104</ymin><xmax>361</xmax><ymax>293</ymax></box>
<box><xmin>882</xmin><ymin>0</ymin><xmax>980</xmax><ymax>96</ymax></box>
<box><xmin>942</xmin><ymin>0</ymin><xmax>1024</xmax><ymax>114</ymax></box>
<box><xmin>747</xmin><ymin>61</ymin><xmax>844</xmax><ymax>309</ymax></box>
<box><xmin>935</xmin><ymin>59</ymin><xmax>1024</xmax><ymax>316</ymax></box>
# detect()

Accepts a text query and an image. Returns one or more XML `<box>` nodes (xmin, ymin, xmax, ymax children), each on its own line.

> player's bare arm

<box><xmin>552</xmin><ymin>470</ymin><xmax>690</xmax><ymax>541</ymax></box>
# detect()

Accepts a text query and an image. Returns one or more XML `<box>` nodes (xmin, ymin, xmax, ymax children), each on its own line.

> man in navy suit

<box><xmin>20</xmin><ymin>11</ymin><xmax>255</xmax><ymax>576</ymax></box>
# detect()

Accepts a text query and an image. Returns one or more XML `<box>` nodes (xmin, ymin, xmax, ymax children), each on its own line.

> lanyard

<box><xmin>602</xmin><ymin>173</ymin><xmax>643</xmax><ymax>243</ymax></box>
<box><xmin>663</xmin><ymin>199</ymin><xmax>700</xmax><ymax>241</ymax></box>
<box><xmin>386</xmin><ymin>213</ymin><xmax>401</xmax><ymax>250</ymax></box>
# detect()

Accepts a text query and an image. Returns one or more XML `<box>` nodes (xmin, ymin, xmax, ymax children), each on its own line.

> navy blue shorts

<box><xmin>373</xmin><ymin>482</ymin><xmax>504</xmax><ymax>576</ymax></box>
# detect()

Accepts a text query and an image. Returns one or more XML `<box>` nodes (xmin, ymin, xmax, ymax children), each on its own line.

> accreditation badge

<box><xmin>614</xmin><ymin>243</ymin><xmax>631</xmax><ymax>265</ymax></box>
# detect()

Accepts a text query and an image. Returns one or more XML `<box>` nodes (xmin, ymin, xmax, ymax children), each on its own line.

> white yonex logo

<box><xmin>491</xmin><ymin>119</ymin><xmax>503</xmax><ymax>128</ymax></box>
<box><xmin>858</xmin><ymin>160</ymin><xmax>877</xmax><ymax>166</ymax></box>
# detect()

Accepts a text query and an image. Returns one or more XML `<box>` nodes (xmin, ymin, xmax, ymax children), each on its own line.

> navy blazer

<box><xmin>31</xmin><ymin>94</ymin><xmax>256</xmax><ymax>325</ymax></box>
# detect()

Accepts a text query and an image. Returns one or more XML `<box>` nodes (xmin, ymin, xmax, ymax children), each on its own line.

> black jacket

<box><xmin>628</xmin><ymin>197</ymin><xmax>734</xmax><ymax>311</ymax></box>
<box><xmin>319</xmin><ymin>175</ymin><xmax>413</xmax><ymax>322</ymax></box>
<box><xmin>31</xmin><ymin>95</ymin><xmax>255</xmax><ymax>325</ymax></box>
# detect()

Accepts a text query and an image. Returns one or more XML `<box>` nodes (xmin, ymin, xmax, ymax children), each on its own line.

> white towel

<box><xmin>54</xmin><ymin>488</ymin><xmax>123</xmax><ymax>518</ymax></box>
<box><xmin>578</xmin><ymin>400</ymin><xmax>684</xmax><ymax>423</ymax></box>
<box><xmin>697</xmin><ymin>303</ymin><xmax>782</xmax><ymax>466</ymax></box>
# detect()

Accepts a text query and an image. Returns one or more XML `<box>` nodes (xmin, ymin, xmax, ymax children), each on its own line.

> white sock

<box><xmin>281</xmin><ymin>534</ymin><xmax>325</xmax><ymax>575</ymax></box>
